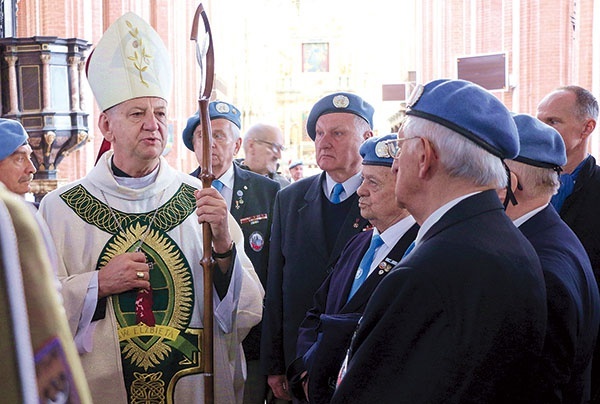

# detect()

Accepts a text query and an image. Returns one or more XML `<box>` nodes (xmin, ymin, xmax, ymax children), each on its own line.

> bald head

<box><xmin>243</xmin><ymin>123</ymin><xmax>285</xmax><ymax>175</ymax></box>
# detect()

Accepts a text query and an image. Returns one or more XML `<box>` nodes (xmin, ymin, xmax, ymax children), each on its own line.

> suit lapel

<box><xmin>421</xmin><ymin>190</ymin><xmax>503</xmax><ymax>245</ymax></box>
<box><xmin>343</xmin><ymin>223</ymin><xmax>419</xmax><ymax>311</ymax></box>
<box><xmin>230</xmin><ymin>165</ymin><xmax>248</xmax><ymax>221</ymax></box>
<box><xmin>299</xmin><ymin>174</ymin><xmax>329</xmax><ymax>262</ymax></box>
<box><xmin>326</xmin><ymin>194</ymin><xmax>369</xmax><ymax>268</ymax></box>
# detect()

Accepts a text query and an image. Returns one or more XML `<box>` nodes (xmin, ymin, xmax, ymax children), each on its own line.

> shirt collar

<box><xmin>414</xmin><ymin>191</ymin><xmax>482</xmax><ymax>247</ymax></box>
<box><xmin>216</xmin><ymin>164</ymin><xmax>235</xmax><ymax>190</ymax></box>
<box><xmin>513</xmin><ymin>204</ymin><xmax>547</xmax><ymax>227</ymax></box>
<box><xmin>376</xmin><ymin>215</ymin><xmax>417</xmax><ymax>247</ymax></box>
<box><xmin>324</xmin><ymin>171</ymin><xmax>362</xmax><ymax>200</ymax></box>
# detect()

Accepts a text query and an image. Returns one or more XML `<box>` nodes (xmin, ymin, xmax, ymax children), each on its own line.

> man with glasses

<box><xmin>261</xmin><ymin>92</ymin><xmax>374</xmax><ymax>401</ymax></box>
<box><xmin>183</xmin><ymin>101</ymin><xmax>280</xmax><ymax>404</ymax></box>
<box><xmin>287</xmin><ymin>134</ymin><xmax>418</xmax><ymax>403</ymax></box>
<box><xmin>331</xmin><ymin>80</ymin><xmax>547</xmax><ymax>403</ymax></box>
<box><xmin>238</xmin><ymin>123</ymin><xmax>290</xmax><ymax>188</ymax></box>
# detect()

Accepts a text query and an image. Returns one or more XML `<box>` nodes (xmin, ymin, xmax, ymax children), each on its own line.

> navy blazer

<box><xmin>191</xmin><ymin>164</ymin><xmax>280</xmax><ymax>286</ymax></box>
<box><xmin>331</xmin><ymin>190</ymin><xmax>547</xmax><ymax>404</ymax></box>
<box><xmin>552</xmin><ymin>156</ymin><xmax>600</xmax><ymax>401</ymax></box>
<box><xmin>294</xmin><ymin>223</ymin><xmax>418</xmax><ymax>403</ymax></box>
<box><xmin>261</xmin><ymin>172</ymin><xmax>370</xmax><ymax>375</ymax></box>
<box><xmin>520</xmin><ymin>205</ymin><xmax>600</xmax><ymax>403</ymax></box>
<box><xmin>191</xmin><ymin>164</ymin><xmax>280</xmax><ymax>360</ymax></box>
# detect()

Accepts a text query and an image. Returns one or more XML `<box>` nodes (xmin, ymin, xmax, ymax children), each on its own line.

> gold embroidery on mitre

<box><xmin>125</xmin><ymin>19</ymin><xmax>152</xmax><ymax>87</ymax></box>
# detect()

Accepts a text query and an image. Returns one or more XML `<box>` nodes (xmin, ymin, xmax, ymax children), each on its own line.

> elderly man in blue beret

<box><xmin>0</xmin><ymin>118</ymin><xmax>36</xmax><ymax>197</ymax></box>
<box><xmin>332</xmin><ymin>80</ymin><xmax>547</xmax><ymax>403</ymax></box>
<box><xmin>503</xmin><ymin>113</ymin><xmax>600</xmax><ymax>403</ymax></box>
<box><xmin>287</xmin><ymin>134</ymin><xmax>418</xmax><ymax>403</ymax></box>
<box><xmin>183</xmin><ymin>101</ymin><xmax>279</xmax><ymax>404</ymax></box>
<box><xmin>261</xmin><ymin>92</ymin><xmax>374</xmax><ymax>401</ymax></box>
<box><xmin>288</xmin><ymin>160</ymin><xmax>304</xmax><ymax>182</ymax></box>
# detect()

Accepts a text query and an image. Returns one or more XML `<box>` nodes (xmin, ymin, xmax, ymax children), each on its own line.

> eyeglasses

<box><xmin>252</xmin><ymin>138</ymin><xmax>286</xmax><ymax>153</ymax></box>
<box><xmin>381</xmin><ymin>137</ymin><xmax>421</xmax><ymax>158</ymax></box>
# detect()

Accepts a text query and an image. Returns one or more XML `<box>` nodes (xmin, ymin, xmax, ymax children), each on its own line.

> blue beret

<box><xmin>182</xmin><ymin>100</ymin><xmax>242</xmax><ymax>151</ymax></box>
<box><xmin>288</xmin><ymin>160</ymin><xmax>303</xmax><ymax>170</ymax></box>
<box><xmin>360</xmin><ymin>134</ymin><xmax>397</xmax><ymax>167</ymax></box>
<box><xmin>512</xmin><ymin>113</ymin><xmax>566</xmax><ymax>169</ymax></box>
<box><xmin>406</xmin><ymin>79</ymin><xmax>519</xmax><ymax>159</ymax></box>
<box><xmin>0</xmin><ymin>118</ymin><xmax>28</xmax><ymax>161</ymax></box>
<box><xmin>306</xmin><ymin>92</ymin><xmax>374</xmax><ymax>141</ymax></box>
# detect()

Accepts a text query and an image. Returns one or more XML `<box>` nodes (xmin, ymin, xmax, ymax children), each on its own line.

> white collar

<box><xmin>414</xmin><ymin>191</ymin><xmax>482</xmax><ymax>247</ymax></box>
<box><xmin>215</xmin><ymin>164</ymin><xmax>235</xmax><ymax>190</ymax></box>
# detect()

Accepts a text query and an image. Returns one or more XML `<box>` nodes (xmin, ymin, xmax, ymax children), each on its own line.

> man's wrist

<box><xmin>212</xmin><ymin>240</ymin><xmax>234</xmax><ymax>259</ymax></box>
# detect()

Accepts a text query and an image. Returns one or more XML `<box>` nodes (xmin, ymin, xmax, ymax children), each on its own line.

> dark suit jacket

<box><xmin>520</xmin><ymin>205</ymin><xmax>600</xmax><ymax>403</ymax></box>
<box><xmin>331</xmin><ymin>190</ymin><xmax>547</xmax><ymax>404</ymax></box>
<box><xmin>555</xmin><ymin>155</ymin><xmax>600</xmax><ymax>401</ymax></box>
<box><xmin>294</xmin><ymin>223</ymin><xmax>419</xmax><ymax>403</ymax></box>
<box><xmin>261</xmin><ymin>172</ymin><xmax>370</xmax><ymax>375</ymax></box>
<box><xmin>191</xmin><ymin>164</ymin><xmax>280</xmax><ymax>360</ymax></box>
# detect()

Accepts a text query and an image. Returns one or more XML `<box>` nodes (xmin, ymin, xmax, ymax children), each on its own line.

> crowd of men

<box><xmin>1</xmin><ymin>11</ymin><xmax>600</xmax><ymax>404</ymax></box>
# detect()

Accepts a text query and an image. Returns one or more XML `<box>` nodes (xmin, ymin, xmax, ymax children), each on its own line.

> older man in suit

<box><xmin>504</xmin><ymin>114</ymin><xmax>600</xmax><ymax>403</ymax></box>
<box><xmin>287</xmin><ymin>134</ymin><xmax>418</xmax><ymax>403</ymax></box>
<box><xmin>332</xmin><ymin>80</ymin><xmax>547</xmax><ymax>403</ymax></box>
<box><xmin>261</xmin><ymin>92</ymin><xmax>374</xmax><ymax>401</ymax></box>
<box><xmin>183</xmin><ymin>101</ymin><xmax>280</xmax><ymax>404</ymax></box>
<box><xmin>0</xmin><ymin>118</ymin><xmax>36</xmax><ymax>198</ymax></box>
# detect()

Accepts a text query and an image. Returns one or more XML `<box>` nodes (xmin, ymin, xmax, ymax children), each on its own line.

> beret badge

<box><xmin>332</xmin><ymin>94</ymin><xmax>350</xmax><ymax>109</ymax></box>
<box><xmin>406</xmin><ymin>84</ymin><xmax>425</xmax><ymax>108</ymax></box>
<box><xmin>215</xmin><ymin>102</ymin><xmax>231</xmax><ymax>114</ymax></box>
<box><xmin>375</xmin><ymin>140</ymin><xmax>392</xmax><ymax>159</ymax></box>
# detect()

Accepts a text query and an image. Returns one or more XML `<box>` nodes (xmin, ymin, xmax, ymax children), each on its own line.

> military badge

<box><xmin>215</xmin><ymin>102</ymin><xmax>230</xmax><ymax>113</ymax></box>
<box><xmin>375</xmin><ymin>140</ymin><xmax>392</xmax><ymax>158</ymax></box>
<box><xmin>332</xmin><ymin>94</ymin><xmax>350</xmax><ymax>109</ymax></box>
<box><xmin>249</xmin><ymin>231</ymin><xmax>264</xmax><ymax>252</ymax></box>
<box><xmin>406</xmin><ymin>84</ymin><xmax>424</xmax><ymax>108</ymax></box>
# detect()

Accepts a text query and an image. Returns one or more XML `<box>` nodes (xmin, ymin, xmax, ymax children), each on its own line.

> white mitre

<box><xmin>86</xmin><ymin>12</ymin><xmax>173</xmax><ymax>111</ymax></box>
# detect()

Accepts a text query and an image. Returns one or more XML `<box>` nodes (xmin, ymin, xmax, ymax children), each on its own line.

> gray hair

<box><xmin>353</xmin><ymin>115</ymin><xmax>372</xmax><ymax>138</ymax></box>
<box><xmin>506</xmin><ymin>160</ymin><xmax>560</xmax><ymax>198</ymax></box>
<box><xmin>402</xmin><ymin>116</ymin><xmax>508</xmax><ymax>188</ymax></box>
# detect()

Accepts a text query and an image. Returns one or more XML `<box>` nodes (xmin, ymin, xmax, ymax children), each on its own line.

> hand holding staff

<box><xmin>191</xmin><ymin>4</ymin><xmax>216</xmax><ymax>403</ymax></box>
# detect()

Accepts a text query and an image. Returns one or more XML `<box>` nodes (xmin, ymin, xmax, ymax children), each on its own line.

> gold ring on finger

<box><xmin>136</xmin><ymin>271</ymin><xmax>144</xmax><ymax>279</ymax></box>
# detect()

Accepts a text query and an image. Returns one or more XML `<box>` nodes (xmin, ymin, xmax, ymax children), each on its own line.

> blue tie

<box><xmin>331</xmin><ymin>183</ymin><xmax>344</xmax><ymax>204</ymax></box>
<box><xmin>348</xmin><ymin>234</ymin><xmax>384</xmax><ymax>301</ymax></box>
<box><xmin>402</xmin><ymin>241</ymin><xmax>416</xmax><ymax>259</ymax></box>
<box><xmin>212</xmin><ymin>179</ymin><xmax>224</xmax><ymax>193</ymax></box>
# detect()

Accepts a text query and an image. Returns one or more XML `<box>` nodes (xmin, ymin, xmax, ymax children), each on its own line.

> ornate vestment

<box><xmin>39</xmin><ymin>153</ymin><xmax>263</xmax><ymax>403</ymax></box>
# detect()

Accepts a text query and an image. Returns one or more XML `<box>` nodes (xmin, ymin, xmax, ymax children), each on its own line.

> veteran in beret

<box><xmin>38</xmin><ymin>12</ymin><xmax>263</xmax><ymax>404</ymax></box>
<box><xmin>0</xmin><ymin>118</ymin><xmax>36</xmax><ymax>197</ymax></box>
<box><xmin>503</xmin><ymin>113</ymin><xmax>600</xmax><ymax>403</ymax></box>
<box><xmin>287</xmin><ymin>134</ymin><xmax>418</xmax><ymax>404</ymax></box>
<box><xmin>331</xmin><ymin>80</ymin><xmax>547</xmax><ymax>403</ymax></box>
<box><xmin>183</xmin><ymin>101</ymin><xmax>278</xmax><ymax>404</ymax></box>
<box><xmin>261</xmin><ymin>92</ymin><xmax>373</xmax><ymax>401</ymax></box>
<box><xmin>288</xmin><ymin>159</ymin><xmax>304</xmax><ymax>182</ymax></box>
